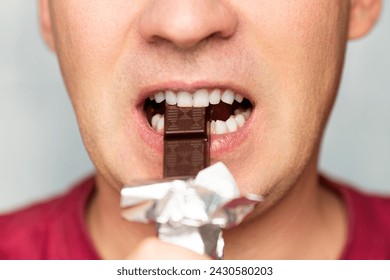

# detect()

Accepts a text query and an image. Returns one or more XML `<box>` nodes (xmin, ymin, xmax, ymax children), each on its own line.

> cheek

<box><xmin>255</xmin><ymin>1</ymin><xmax>348</xmax><ymax>136</ymax></box>
<box><xmin>50</xmin><ymin>0</ymin><xmax>143</xmax><ymax>94</ymax></box>
<box><xmin>230</xmin><ymin>1</ymin><xmax>349</xmax><ymax>193</ymax></box>
<box><xmin>49</xmin><ymin>1</ymin><xmax>159</xmax><ymax>185</ymax></box>
<box><xmin>235</xmin><ymin>0</ymin><xmax>349</xmax><ymax>129</ymax></box>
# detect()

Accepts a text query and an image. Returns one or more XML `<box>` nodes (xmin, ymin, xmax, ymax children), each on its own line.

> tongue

<box><xmin>210</xmin><ymin>102</ymin><xmax>238</xmax><ymax>121</ymax></box>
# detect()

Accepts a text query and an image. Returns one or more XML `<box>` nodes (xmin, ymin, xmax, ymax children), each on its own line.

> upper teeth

<box><xmin>150</xmin><ymin>88</ymin><xmax>244</xmax><ymax>107</ymax></box>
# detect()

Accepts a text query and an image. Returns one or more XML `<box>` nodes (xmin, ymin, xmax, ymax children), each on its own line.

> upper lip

<box><xmin>136</xmin><ymin>80</ymin><xmax>253</xmax><ymax>106</ymax></box>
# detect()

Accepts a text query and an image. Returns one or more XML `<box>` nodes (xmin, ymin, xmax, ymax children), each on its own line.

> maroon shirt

<box><xmin>0</xmin><ymin>176</ymin><xmax>389</xmax><ymax>259</ymax></box>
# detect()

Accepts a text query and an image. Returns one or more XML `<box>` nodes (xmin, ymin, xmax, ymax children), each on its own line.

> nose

<box><xmin>139</xmin><ymin>0</ymin><xmax>238</xmax><ymax>49</ymax></box>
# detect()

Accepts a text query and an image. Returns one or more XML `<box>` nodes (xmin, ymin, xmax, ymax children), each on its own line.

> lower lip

<box><xmin>133</xmin><ymin>104</ymin><xmax>254</xmax><ymax>158</ymax></box>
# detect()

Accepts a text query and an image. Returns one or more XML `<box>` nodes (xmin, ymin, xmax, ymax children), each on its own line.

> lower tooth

<box><xmin>156</xmin><ymin>115</ymin><xmax>164</xmax><ymax>132</ymax></box>
<box><xmin>234</xmin><ymin>108</ymin><xmax>252</xmax><ymax>120</ymax></box>
<box><xmin>210</xmin><ymin>121</ymin><xmax>216</xmax><ymax>134</ymax></box>
<box><xmin>151</xmin><ymin>114</ymin><xmax>162</xmax><ymax>129</ymax></box>
<box><xmin>210</xmin><ymin>112</ymin><xmax>247</xmax><ymax>135</ymax></box>
<box><xmin>215</xmin><ymin>120</ymin><xmax>228</xmax><ymax>134</ymax></box>
<box><xmin>151</xmin><ymin>110</ymin><xmax>249</xmax><ymax>135</ymax></box>
<box><xmin>226</xmin><ymin>116</ymin><xmax>238</xmax><ymax>132</ymax></box>
<box><xmin>242</xmin><ymin>109</ymin><xmax>251</xmax><ymax>120</ymax></box>
<box><xmin>234</xmin><ymin>114</ymin><xmax>245</xmax><ymax>128</ymax></box>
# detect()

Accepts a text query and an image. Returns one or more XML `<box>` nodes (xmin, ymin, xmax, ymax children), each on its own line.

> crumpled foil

<box><xmin>120</xmin><ymin>162</ymin><xmax>263</xmax><ymax>259</ymax></box>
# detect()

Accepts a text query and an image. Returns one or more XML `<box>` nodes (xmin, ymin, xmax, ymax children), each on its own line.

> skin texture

<box><xmin>39</xmin><ymin>0</ymin><xmax>382</xmax><ymax>259</ymax></box>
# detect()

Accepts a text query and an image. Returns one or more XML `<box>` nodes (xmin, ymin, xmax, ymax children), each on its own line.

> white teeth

<box><xmin>193</xmin><ymin>89</ymin><xmax>209</xmax><ymax>107</ymax></box>
<box><xmin>154</xmin><ymin>92</ymin><xmax>165</xmax><ymax>103</ymax></box>
<box><xmin>235</xmin><ymin>94</ymin><xmax>244</xmax><ymax>103</ymax></box>
<box><xmin>151</xmin><ymin>114</ymin><xmax>165</xmax><ymax>132</ymax></box>
<box><xmin>234</xmin><ymin>114</ymin><xmax>245</xmax><ymax>128</ymax></box>
<box><xmin>148</xmin><ymin>88</ymin><xmax>245</xmax><ymax>107</ymax></box>
<box><xmin>226</xmin><ymin>116</ymin><xmax>238</xmax><ymax>133</ymax></box>
<box><xmin>242</xmin><ymin>108</ymin><xmax>252</xmax><ymax>120</ymax></box>
<box><xmin>234</xmin><ymin>108</ymin><xmax>251</xmax><ymax>120</ymax></box>
<box><xmin>165</xmin><ymin>90</ymin><xmax>177</xmax><ymax>105</ymax></box>
<box><xmin>221</xmin><ymin>89</ymin><xmax>235</xmax><ymax>105</ymax></box>
<box><xmin>215</xmin><ymin>120</ymin><xmax>228</xmax><ymax>134</ymax></box>
<box><xmin>209</xmin><ymin>89</ymin><xmax>221</xmax><ymax>105</ymax></box>
<box><xmin>210</xmin><ymin>109</ymin><xmax>249</xmax><ymax>135</ymax></box>
<box><xmin>151</xmin><ymin>114</ymin><xmax>163</xmax><ymax>129</ymax></box>
<box><xmin>156</xmin><ymin>116</ymin><xmax>164</xmax><ymax>132</ymax></box>
<box><xmin>210</xmin><ymin>120</ymin><xmax>216</xmax><ymax>134</ymax></box>
<box><xmin>177</xmin><ymin>91</ymin><xmax>193</xmax><ymax>107</ymax></box>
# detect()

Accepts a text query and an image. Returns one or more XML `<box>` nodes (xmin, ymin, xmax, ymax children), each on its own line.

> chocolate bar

<box><xmin>164</xmin><ymin>104</ymin><xmax>210</xmax><ymax>178</ymax></box>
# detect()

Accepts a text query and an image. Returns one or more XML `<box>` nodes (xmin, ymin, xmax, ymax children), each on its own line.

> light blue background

<box><xmin>1</xmin><ymin>2</ymin><xmax>389</xmax><ymax>212</ymax></box>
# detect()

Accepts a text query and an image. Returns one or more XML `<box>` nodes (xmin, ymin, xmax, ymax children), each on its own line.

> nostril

<box><xmin>147</xmin><ymin>30</ymin><xmax>233</xmax><ymax>50</ymax></box>
<box><xmin>139</xmin><ymin>0</ymin><xmax>238</xmax><ymax>50</ymax></box>
<box><xmin>147</xmin><ymin>35</ymin><xmax>169</xmax><ymax>46</ymax></box>
<box><xmin>206</xmin><ymin>31</ymin><xmax>223</xmax><ymax>41</ymax></box>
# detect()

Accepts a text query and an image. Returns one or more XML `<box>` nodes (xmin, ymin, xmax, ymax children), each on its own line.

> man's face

<box><xmin>42</xmin><ymin>1</ymin><xmax>352</xmax><ymax>198</ymax></box>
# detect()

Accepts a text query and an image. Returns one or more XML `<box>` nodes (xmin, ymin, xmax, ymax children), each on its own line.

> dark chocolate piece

<box><xmin>165</xmin><ymin>105</ymin><xmax>209</xmax><ymax>139</ymax></box>
<box><xmin>164</xmin><ymin>138</ymin><xmax>209</xmax><ymax>178</ymax></box>
<box><xmin>164</xmin><ymin>104</ymin><xmax>210</xmax><ymax>178</ymax></box>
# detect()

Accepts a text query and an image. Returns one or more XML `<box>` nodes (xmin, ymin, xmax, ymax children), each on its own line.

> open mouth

<box><xmin>143</xmin><ymin>88</ymin><xmax>253</xmax><ymax>134</ymax></box>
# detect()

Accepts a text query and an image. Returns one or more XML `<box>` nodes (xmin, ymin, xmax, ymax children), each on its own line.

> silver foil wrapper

<box><xmin>120</xmin><ymin>162</ymin><xmax>263</xmax><ymax>259</ymax></box>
